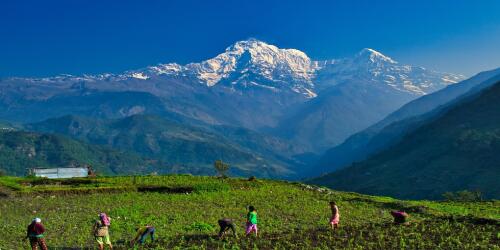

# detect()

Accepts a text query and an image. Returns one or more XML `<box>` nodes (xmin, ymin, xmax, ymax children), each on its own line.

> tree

<box><xmin>214</xmin><ymin>160</ymin><xmax>230</xmax><ymax>178</ymax></box>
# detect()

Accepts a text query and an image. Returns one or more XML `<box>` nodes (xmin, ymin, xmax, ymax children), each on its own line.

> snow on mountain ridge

<box><xmin>357</xmin><ymin>48</ymin><xmax>397</xmax><ymax>64</ymax></box>
<box><xmin>318</xmin><ymin>47</ymin><xmax>464</xmax><ymax>95</ymax></box>
<box><xmin>7</xmin><ymin>39</ymin><xmax>465</xmax><ymax>97</ymax></box>
<box><xmin>184</xmin><ymin>39</ymin><xmax>318</xmax><ymax>88</ymax></box>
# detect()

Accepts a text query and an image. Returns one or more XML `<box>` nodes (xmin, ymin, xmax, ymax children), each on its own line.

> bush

<box><xmin>193</xmin><ymin>183</ymin><xmax>230</xmax><ymax>193</ymax></box>
<box><xmin>442</xmin><ymin>190</ymin><xmax>483</xmax><ymax>202</ymax></box>
<box><xmin>184</xmin><ymin>222</ymin><xmax>214</xmax><ymax>232</ymax></box>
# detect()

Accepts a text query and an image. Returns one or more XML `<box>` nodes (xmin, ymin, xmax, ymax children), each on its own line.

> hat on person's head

<box><xmin>33</xmin><ymin>218</ymin><xmax>41</xmax><ymax>223</ymax></box>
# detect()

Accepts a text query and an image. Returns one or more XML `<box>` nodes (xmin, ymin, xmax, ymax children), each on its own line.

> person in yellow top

<box><xmin>129</xmin><ymin>225</ymin><xmax>155</xmax><ymax>246</ymax></box>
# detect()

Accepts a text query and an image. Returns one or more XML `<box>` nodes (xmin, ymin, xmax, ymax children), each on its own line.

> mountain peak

<box><xmin>226</xmin><ymin>39</ymin><xmax>309</xmax><ymax>60</ymax></box>
<box><xmin>181</xmin><ymin>39</ymin><xmax>316</xmax><ymax>93</ymax></box>
<box><xmin>356</xmin><ymin>48</ymin><xmax>397</xmax><ymax>64</ymax></box>
<box><xmin>230</xmin><ymin>38</ymin><xmax>269</xmax><ymax>49</ymax></box>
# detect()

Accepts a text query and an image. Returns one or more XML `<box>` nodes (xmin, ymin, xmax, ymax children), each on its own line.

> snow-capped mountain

<box><xmin>0</xmin><ymin>39</ymin><xmax>467</xmax><ymax>155</ymax></box>
<box><xmin>128</xmin><ymin>39</ymin><xmax>320</xmax><ymax>97</ymax></box>
<box><xmin>317</xmin><ymin>48</ymin><xmax>463</xmax><ymax>95</ymax></box>
<box><xmin>9</xmin><ymin>39</ymin><xmax>462</xmax><ymax>99</ymax></box>
<box><xmin>120</xmin><ymin>39</ymin><xmax>463</xmax><ymax>98</ymax></box>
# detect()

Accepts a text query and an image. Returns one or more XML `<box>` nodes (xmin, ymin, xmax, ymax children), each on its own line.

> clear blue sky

<box><xmin>1</xmin><ymin>0</ymin><xmax>499</xmax><ymax>77</ymax></box>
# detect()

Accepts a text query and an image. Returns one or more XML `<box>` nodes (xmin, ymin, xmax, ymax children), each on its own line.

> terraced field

<box><xmin>0</xmin><ymin>175</ymin><xmax>499</xmax><ymax>249</ymax></box>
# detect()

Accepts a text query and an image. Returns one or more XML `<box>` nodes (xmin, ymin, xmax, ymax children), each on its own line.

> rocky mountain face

<box><xmin>0</xmin><ymin>39</ymin><xmax>464</xmax><ymax>177</ymax></box>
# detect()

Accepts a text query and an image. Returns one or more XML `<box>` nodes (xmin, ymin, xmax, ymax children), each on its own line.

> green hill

<box><xmin>311</xmin><ymin>81</ymin><xmax>500</xmax><ymax>200</ymax></box>
<box><xmin>0</xmin><ymin>130</ymin><xmax>157</xmax><ymax>176</ymax></box>
<box><xmin>27</xmin><ymin>114</ymin><xmax>298</xmax><ymax>178</ymax></box>
<box><xmin>0</xmin><ymin>175</ymin><xmax>498</xmax><ymax>249</ymax></box>
<box><xmin>313</xmin><ymin>68</ymin><xmax>500</xmax><ymax>177</ymax></box>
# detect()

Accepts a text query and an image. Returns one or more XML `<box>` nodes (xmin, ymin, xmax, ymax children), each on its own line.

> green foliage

<box><xmin>27</xmin><ymin>114</ymin><xmax>298</xmax><ymax>178</ymax></box>
<box><xmin>0</xmin><ymin>130</ymin><xmax>157</xmax><ymax>176</ymax></box>
<box><xmin>443</xmin><ymin>190</ymin><xmax>483</xmax><ymax>202</ymax></box>
<box><xmin>0</xmin><ymin>175</ymin><xmax>498</xmax><ymax>249</ymax></box>
<box><xmin>312</xmin><ymin>82</ymin><xmax>500</xmax><ymax>200</ymax></box>
<box><xmin>185</xmin><ymin>222</ymin><xmax>215</xmax><ymax>232</ymax></box>
<box><xmin>193</xmin><ymin>182</ymin><xmax>231</xmax><ymax>193</ymax></box>
<box><xmin>214</xmin><ymin>160</ymin><xmax>230</xmax><ymax>177</ymax></box>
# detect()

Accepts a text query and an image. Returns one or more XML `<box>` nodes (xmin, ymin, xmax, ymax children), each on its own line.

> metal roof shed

<box><xmin>31</xmin><ymin>167</ymin><xmax>89</xmax><ymax>179</ymax></box>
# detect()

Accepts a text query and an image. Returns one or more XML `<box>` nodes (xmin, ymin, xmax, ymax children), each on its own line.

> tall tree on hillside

<box><xmin>214</xmin><ymin>160</ymin><xmax>230</xmax><ymax>178</ymax></box>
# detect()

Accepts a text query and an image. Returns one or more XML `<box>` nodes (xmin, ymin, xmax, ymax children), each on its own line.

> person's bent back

<box><xmin>130</xmin><ymin>225</ymin><xmax>155</xmax><ymax>246</ymax></box>
<box><xmin>390</xmin><ymin>211</ymin><xmax>409</xmax><ymax>224</ymax></box>
<box><xmin>26</xmin><ymin>218</ymin><xmax>48</xmax><ymax>250</ymax></box>
<box><xmin>218</xmin><ymin>219</ymin><xmax>237</xmax><ymax>239</ymax></box>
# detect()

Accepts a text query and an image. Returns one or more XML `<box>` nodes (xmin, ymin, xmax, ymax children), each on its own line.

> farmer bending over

<box><xmin>218</xmin><ymin>218</ymin><xmax>237</xmax><ymax>239</ymax></box>
<box><xmin>130</xmin><ymin>225</ymin><xmax>155</xmax><ymax>246</ymax></box>
<box><xmin>390</xmin><ymin>210</ymin><xmax>409</xmax><ymax>225</ymax></box>
<box><xmin>26</xmin><ymin>218</ymin><xmax>48</xmax><ymax>250</ymax></box>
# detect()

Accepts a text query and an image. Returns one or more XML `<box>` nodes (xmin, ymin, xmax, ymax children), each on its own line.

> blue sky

<box><xmin>1</xmin><ymin>0</ymin><xmax>499</xmax><ymax>77</ymax></box>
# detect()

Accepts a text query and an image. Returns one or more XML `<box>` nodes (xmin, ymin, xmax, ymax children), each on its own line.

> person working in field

<box><xmin>329</xmin><ymin>201</ymin><xmax>340</xmax><ymax>230</ymax></box>
<box><xmin>218</xmin><ymin>218</ymin><xmax>237</xmax><ymax>239</ymax></box>
<box><xmin>26</xmin><ymin>218</ymin><xmax>48</xmax><ymax>250</ymax></box>
<box><xmin>245</xmin><ymin>206</ymin><xmax>258</xmax><ymax>237</ymax></box>
<box><xmin>93</xmin><ymin>213</ymin><xmax>113</xmax><ymax>250</ymax></box>
<box><xmin>390</xmin><ymin>210</ymin><xmax>409</xmax><ymax>224</ymax></box>
<box><xmin>130</xmin><ymin>225</ymin><xmax>155</xmax><ymax>246</ymax></box>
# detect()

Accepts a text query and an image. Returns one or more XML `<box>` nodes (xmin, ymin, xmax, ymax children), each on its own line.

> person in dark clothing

<box><xmin>218</xmin><ymin>218</ymin><xmax>237</xmax><ymax>239</ymax></box>
<box><xmin>391</xmin><ymin>211</ymin><xmax>409</xmax><ymax>224</ymax></box>
<box><xmin>26</xmin><ymin>218</ymin><xmax>48</xmax><ymax>250</ymax></box>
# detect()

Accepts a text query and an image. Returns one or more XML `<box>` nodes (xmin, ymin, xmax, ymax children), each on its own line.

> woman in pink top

<box><xmin>329</xmin><ymin>201</ymin><xmax>340</xmax><ymax>230</ymax></box>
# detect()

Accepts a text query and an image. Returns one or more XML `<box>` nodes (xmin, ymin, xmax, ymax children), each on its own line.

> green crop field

<box><xmin>0</xmin><ymin>175</ymin><xmax>499</xmax><ymax>249</ymax></box>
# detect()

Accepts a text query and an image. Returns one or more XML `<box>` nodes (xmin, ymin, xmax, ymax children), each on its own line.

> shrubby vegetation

<box><xmin>312</xmin><ymin>82</ymin><xmax>500</xmax><ymax>200</ymax></box>
<box><xmin>0</xmin><ymin>175</ymin><xmax>498</xmax><ymax>249</ymax></box>
<box><xmin>0</xmin><ymin>130</ymin><xmax>156</xmax><ymax>176</ymax></box>
<box><xmin>443</xmin><ymin>190</ymin><xmax>483</xmax><ymax>202</ymax></box>
<box><xmin>27</xmin><ymin>114</ymin><xmax>299</xmax><ymax>178</ymax></box>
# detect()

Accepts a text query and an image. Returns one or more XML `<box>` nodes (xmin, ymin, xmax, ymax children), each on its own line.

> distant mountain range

<box><xmin>0</xmin><ymin>39</ymin><xmax>464</xmax><ymax>176</ymax></box>
<box><xmin>311</xmin><ymin>76</ymin><xmax>500</xmax><ymax>200</ymax></box>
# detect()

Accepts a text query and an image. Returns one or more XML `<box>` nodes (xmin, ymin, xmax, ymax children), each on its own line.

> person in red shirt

<box><xmin>26</xmin><ymin>218</ymin><xmax>48</xmax><ymax>250</ymax></box>
<box><xmin>390</xmin><ymin>211</ymin><xmax>409</xmax><ymax>224</ymax></box>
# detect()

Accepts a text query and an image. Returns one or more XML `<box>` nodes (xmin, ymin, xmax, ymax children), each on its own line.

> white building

<box><xmin>30</xmin><ymin>167</ymin><xmax>89</xmax><ymax>179</ymax></box>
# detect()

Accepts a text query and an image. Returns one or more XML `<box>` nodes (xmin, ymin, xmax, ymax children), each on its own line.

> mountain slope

<box><xmin>274</xmin><ymin>79</ymin><xmax>415</xmax><ymax>151</ymax></box>
<box><xmin>0</xmin><ymin>39</ymin><xmax>464</xmax><ymax>156</ymax></box>
<box><xmin>273</xmin><ymin>47</ymin><xmax>463</xmax><ymax>152</ymax></box>
<box><xmin>311</xmin><ymin>80</ymin><xmax>500</xmax><ymax>200</ymax></box>
<box><xmin>27</xmin><ymin>115</ymin><xmax>297</xmax><ymax>178</ymax></box>
<box><xmin>314</xmin><ymin>68</ymin><xmax>500</xmax><ymax>175</ymax></box>
<box><xmin>0</xmin><ymin>130</ymin><xmax>155</xmax><ymax>176</ymax></box>
<box><xmin>0</xmin><ymin>90</ymin><xmax>182</xmax><ymax>123</ymax></box>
